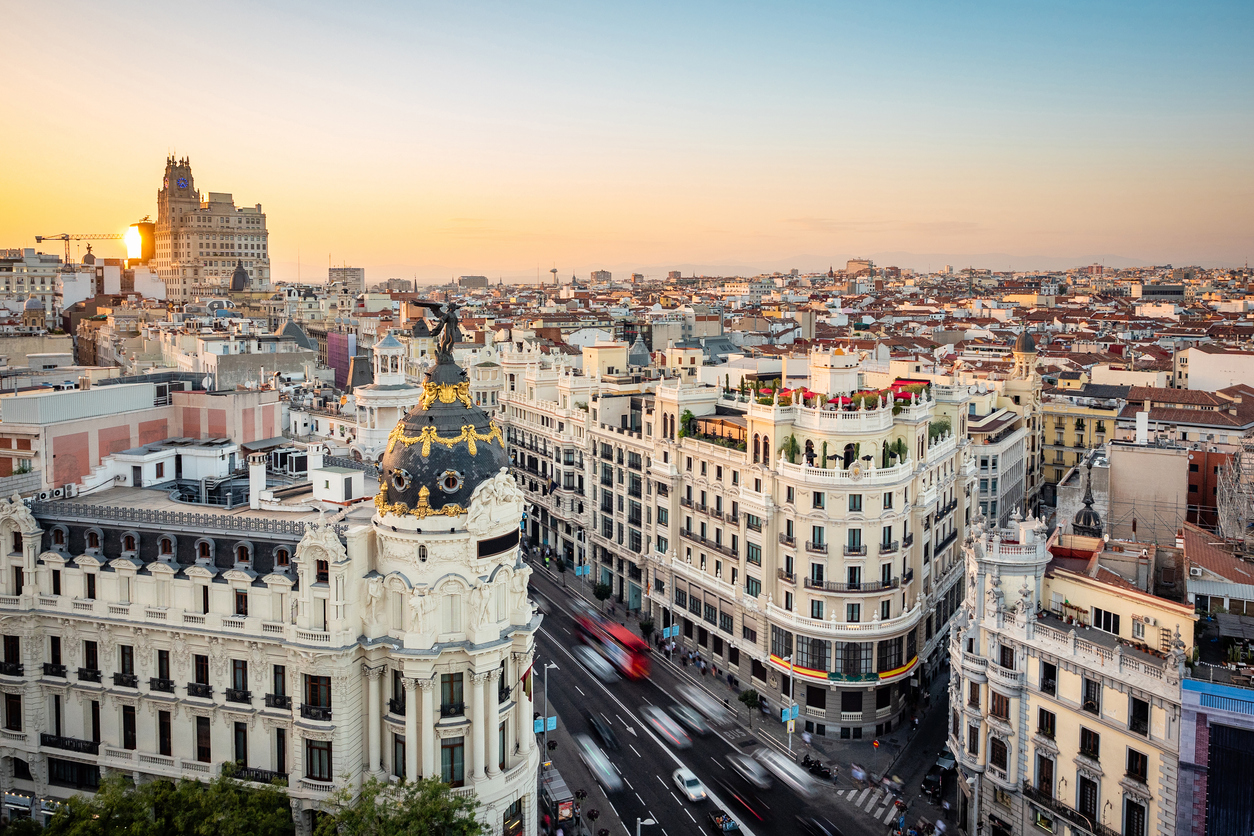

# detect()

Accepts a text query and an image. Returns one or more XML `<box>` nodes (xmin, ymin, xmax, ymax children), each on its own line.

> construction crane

<box><xmin>34</xmin><ymin>233</ymin><xmax>125</xmax><ymax>266</ymax></box>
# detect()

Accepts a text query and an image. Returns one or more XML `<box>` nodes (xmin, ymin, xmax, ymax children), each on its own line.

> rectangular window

<box><xmin>276</xmin><ymin>728</ymin><xmax>287</xmax><ymax>775</ymax></box>
<box><xmin>674</xmin><ymin>589</ymin><xmax>687</xmax><ymax>609</ymax></box>
<box><xmin>1130</xmin><ymin>696</ymin><xmax>1150</xmax><ymax>736</ymax></box>
<box><xmin>990</xmin><ymin>737</ymin><xmax>1007</xmax><ymax>770</ymax></box>
<box><xmin>85</xmin><ymin>574</ymin><xmax>96</xmax><ymax>600</ymax></box>
<box><xmin>967</xmin><ymin>725</ymin><xmax>979</xmax><ymax>756</ymax></box>
<box><xmin>234</xmin><ymin>590</ymin><xmax>248</xmax><ymax>616</ymax></box>
<box><xmin>234</xmin><ymin>721</ymin><xmax>248</xmax><ymax>766</ymax></box>
<box><xmin>719</xmin><ymin>612</ymin><xmax>734</xmax><ymax>634</ymax></box>
<box><xmin>990</xmin><ymin>692</ymin><xmax>1009</xmax><ymax>720</ymax></box>
<box><xmin>811</xmin><ymin>492</ymin><xmax>824</xmax><ymax>509</ymax></box>
<box><xmin>1125</xmin><ymin>799</ymin><xmax>1146</xmax><ymax>836</ymax></box>
<box><xmin>84</xmin><ymin>640</ymin><xmax>98</xmax><ymax>671</ymax></box>
<box><xmin>441</xmin><ymin>673</ymin><xmax>464</xmax><ymax>709</ymax></box>
<box><xmin>746</xmin><ymin>543</ymin><xmax>762</xmax><ymax>565</ymax></box>
<box><xmin>770</xmin><ymin>626</ymin><xmax>793</xmax><ymax>659</ymax></box>
<box><xmin>1040</xmin><ymin>660</ymin><xmax>1057</xmax><ymax>695</ymax></box>
<box><xmin>999</xmin><ymin>644</ymin><xmax>1014</xmax><ymax>670</ymax></box>
<box><xmin>273</xmin><ymin>665</ymin><xmax>287</xmax><ymax>696</ymax></box>
<box><xmin>745</xmin><ymin>577</ymin><xmax>761</xmax><ymax>598</ymax></box>
<box><xmin>441</xmin><ymin>736</ymin><xmax>465</xmax><ymax>787</ymax></box>
<box><xmin>969</xmin><ymin>682</ymin><xmax>981</xmax><ymax>707</ymax></box>
<box><xmin>196</xmin><ymin>715</ymin><xmax>211</xmax><ymax>762</ymax></box>
<box><xmin>1082</xmin><ymin>678</ymin><xmax>1101</xmax><ymax>715</ymax></box>
<box><xmin>657</xmin><ymin>507</ymin><xmax>668</xmax><ymax>526</ymax></box>
<box><xmin>846</xmin><ymin>603</ymin><xmax>860</xmax><ymax>623</ymax></box>
<box><xmin>119</xmin><ymin>645</ymin><xmax>134</xmax><ymax>675</ymax></box>
<box><xmin>306</xmin><ymin>739</ymin><xmax>332</xmax><ymax>781</ymax></box>
<box><xmin>1080</xmin><ymin>727</ymin><xmax>1100</xmax><ymax>760</ymax></box>
<box><xmin>158</xmin><ymin>710</ymin><xmax>172</xmax><ymax>756</ymax></box>
<box><xmin>848</xmin><ymin>494</ymin><xmax>861</xmax><ymax>512</ymax></box>
<box><xmin>194</xmin><ymin>654</ymin><xmax>209</xmax><ymax>685</ymax></box>
<box><xmin>656</xmin><ymin>536</ymin><xmax>668</xmax><ymax>554</ymax></box>
<box><xmin>1126</xmin><ymin>748</ymin><xmax>1148</xmax><ymax>781</ymax></box>
<box><xmin>3</xmin><ymin>693</ymin><xmax>20</xmax><ymax>731</ymax></box>
<box><xmin>1092</xmin><ymin>607</ymin><xmax>1120</xmax><ymax>635</ymax></box>
<box><xmin>232</xmin><ymin>659</ymin><xmax>248</xmax><ymax>692</ymax></box>
<box><xmin>1038</xmin><ymin>708</ymin><xmax>1056</xmax><ymax>739</ymax></box>
<box><xmin>703</xmin><ymin>603</ymin><xmax>717</xmax><ymax>625</ymax></box>
<box><xmin>810</xmin><ymin>600</ymin><xmax>824</xmax><ymax>619</ymax></box>
<box><xmin>122</xmin><ymin>705</ymin><xmax>136</xmax><ymax>751</ymax></box>
<box><xmin>305</xmin><ymin>674</ymin><xmax>331</xmax><ymax>708</ymax></box>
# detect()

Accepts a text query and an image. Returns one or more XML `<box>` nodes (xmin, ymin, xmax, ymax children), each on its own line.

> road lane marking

<box><xmin>670</xmin><ymin>791</ymin><xmax>681</xmax><ymax>805</ymax></box>
<box><xmin>623</xmin><ymin>777</ymin><xmax>633</xmax><ymax>790</ymax></box>
<box><xmin>636</xmin><ymin>793</ymin><xmax>645</xmax><ymax>805</ymax></box>
<box><xmin>537</xmin><ymin>624</ymin><xmax>760</xmax><ymax>836</ymax></box>
<box><xmin>657</xmin><ymin>776</ymin><xmax>668</xmax><ymax>788</ymax></box>
<box><xmin>575</xmin><ymin>686</ymin><xmax>585</xmax><ymax>696</ymax></box>
<box><xmin>685</xmin><ymin>809</ymin><xmax>696</xmax><ymax>823</ymax></box>
<box><xmin>630</xmin><ymin>745</ymin><xmax>642</xmax><ymax>758</ymax></box>
<box><xmin>711</xmin><ymin>757</ymin><xmax>724</xmax><ymax>769</ymax></box>
<box><xmin>561</xmin><ymin>626</ymin><xmax>570</xmax><ymax>634</ymax></box>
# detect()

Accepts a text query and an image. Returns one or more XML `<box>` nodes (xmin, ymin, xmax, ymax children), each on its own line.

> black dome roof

<box><xmin>230</xmin><ymin>260</ymin><xmax>248</xmax><ymax>292</ymax></box>
<box><xmin>1012</xmin><ymin>330</ymin><xmax>1036</xmax><ymax>354</ymax></box>
<box><xmin>375</xmin><ymin>305</ymin><xmax>506</xmax><ymax>520</ymax></box>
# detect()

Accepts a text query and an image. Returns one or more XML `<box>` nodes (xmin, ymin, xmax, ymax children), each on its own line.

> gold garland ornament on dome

<box><xmin>418</xmin><ymin>380</ymin><xmax>473</xmax><ymax>411</ymax></box>
<box><xmin>374</xmin><ymin>482</ymin><xmax>466</xmax><ymax>519</ymax></box>
<box><xmin>386</xmin><ymin>421</ymin><xmax>504</xmax><ymax>457</ymax></box>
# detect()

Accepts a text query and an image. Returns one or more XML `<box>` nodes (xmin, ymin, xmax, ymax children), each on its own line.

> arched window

<box><xmin>123</xmin><ymin>534</ymin><xmax>136</xmax><ymax>552</ymax></box>
<box><xmin>753</xmin><ymin>435</ymin><xmax>760</xmax><ymax>464</ymax></box>
<box><xmin>762</xmin><ymin>437</ymin><xmax>770</xmax><ymax>463</ymax></box>
<box><xmin>87</xmin><ymin>532</ymin><xmax>100</xmax><ymax>550</ymax></box>
<box><xmin>52</xmin><ymin>529</ymin><xmax>65</xmax><ymax>547</ymax></box>
<box><xmin>843</xmin><ymin>443</ymin><xmax>856</xmax><ymax>467</ymax></box>
<box><xmin>236</xmin><ymin>545</ymin><xmax>251</xmax><ymax>564</ymax></box>
<box><xmin>804</xmin><ymin>440</ymin><xmax>814</xmax><ymax>464</ymax></box>
<box><xmin>198</xmin><ymin>541</ymin><xmax>211</xmax><ymax>560</ymax></box>
<box><xmin>316</xmin><ymin>559</ymin><xmax>329</xmax><ymax>583</ymax></box>
<box><xmin>159</xmin><ymin>537</ymin><xmax>174</xmax><ymax>556</ymax></box>
<box><xmin>419</xmin><ymin>545</ymin><xmax>428</xmax><ymax>562</ymax></box>
<box><xmin>275</xmin><ymin>548</ymin><xmax>290</xmax><ymax>567</ymax></box>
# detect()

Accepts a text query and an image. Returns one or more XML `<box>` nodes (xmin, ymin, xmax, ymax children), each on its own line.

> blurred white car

<box><xmin>640</xmin><ymin>705</ymin><xmax>693</xmax><ymax>749</ymax></box>
<box><xmin>752</xmin><ymin>747</ymin><xmax>819</xmax><ymax>799</ymax></box>
<box><xmin>574</xmin><ymin>734</ymin><xmax>623</xmax><ymax>792</ymax></box>
<box><xmin>573</xmin><ymin>645</ymin><xmax>620</xmax><ymax>684</ymax></box>
<box><xmin>668</xmin><ymin>704</ymin><xmax>712</xmax><ymax>735</ymax></box>
<box><xmin>677</xmin><ymin>684</ymin><xmax>735</xmax><ymax>725</ymax></box>
<box><xmin>672</xmin><ymin>767</ymin><xmax>707</xmax><ymax>801</ymax></box>
<box><xmin>726</xmin><ymin>753</ymin><xmax>772</xmax><ymax>789</ymax></box>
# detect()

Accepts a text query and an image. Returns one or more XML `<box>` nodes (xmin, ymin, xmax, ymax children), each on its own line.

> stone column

<box><xmin>470</xmin><ymin>672</ymin><xmax>487</xmax><ymax>780</ymax></box>
<box><xmin>515</xmin><ymin>656</ymin><xmax>534</xmax><ymax>755</ymax></box>
<box><xmin>418</xmin><ymin>678</ymin><xmax>435</xmax><ymax>779</ymax></box>
<box><xmin>486</xmin><ymin>669</ymin><xmax>501</xmax><ymax>775</ymax></box>
<box><xmin>404</xmin><ymin>677</ymin><xmax>420</xmax><ymax>780</ymax></box>
<box><xmin>364</xmin><ymin>665</ymin><xmax>384</xmax><ymax>776</ymax></box>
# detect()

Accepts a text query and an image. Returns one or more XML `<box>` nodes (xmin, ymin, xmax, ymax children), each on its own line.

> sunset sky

<box><xmin>2</xmin><ymin>1</ymin><xmax>1251</xmax><ymax>281</ymax></box>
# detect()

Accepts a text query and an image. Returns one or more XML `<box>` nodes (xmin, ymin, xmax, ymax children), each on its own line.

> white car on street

<box><xmin>574</xmin><ymin>734</ymin><xmax>623</xmax><ymax>792</ymax></box>
<box><xmin>673</xmin><ymin>767</ymin><xmax>707</xmax><ymax>801</ymax></box>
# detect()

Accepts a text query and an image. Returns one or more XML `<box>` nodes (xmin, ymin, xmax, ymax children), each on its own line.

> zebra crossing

<box><xmin>839</xmin><ymin>786</ymin><xmax>902</xmax><ymax>825</ymax></box>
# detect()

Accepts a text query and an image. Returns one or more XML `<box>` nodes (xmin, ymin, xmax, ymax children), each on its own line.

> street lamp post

<box><xmin>636</xmin><ymin>817</ymin><xmax>656</xmax><ymax>836</ymax></box>
<box><xmin>543</xmin><ymin>662</ymin><xmax>559</xmax><ymax>752</ymax></box>
<box><xmin>785</xmin><ymin>653</ymin><xmax>796</xmax><ymax>753</ymax></box>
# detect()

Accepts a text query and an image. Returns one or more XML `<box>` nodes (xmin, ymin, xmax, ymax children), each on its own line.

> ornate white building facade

<box><xmin>0</xmin><ymin>338</ymin><xmax>540</xmax><ymax>834</ymax></box>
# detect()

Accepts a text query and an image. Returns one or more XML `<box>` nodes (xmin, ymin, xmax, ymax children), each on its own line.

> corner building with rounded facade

<box><xmin>0</xmin><ymin>347</ymin><xmax>539</xmax><ymax>835</ymax></box>
<box><xmin>637</xmin><ymin>375</ymin><xmax>975</xmax><ymax>738</ymax></box>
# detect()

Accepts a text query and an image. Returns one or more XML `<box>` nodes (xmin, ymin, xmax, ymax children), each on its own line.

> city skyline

<box><xmin>2</xmin><ymin>0</ymin><xmax>1251</xmax><ymax>280</ymax></box>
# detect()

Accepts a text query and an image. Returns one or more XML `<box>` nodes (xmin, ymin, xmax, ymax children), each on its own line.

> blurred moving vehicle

<box><xmin>922</xmin><ymin>764</ymin><xmax>943</xmax><ymax>800</ymax></box>
<box><xmin>752</xmin><ymin>747</ymin><xmax>819</xmax><ymax>799</ymax></box>
<box><xmin>677</xmin><ymin>684</ymin><xmax>735</xmax><ymax>725</ymax></box>
<box><xmin>573</xmin><ymin>645</ymin><xmax>620</xmax><ymax>684</ymax></box>
<box><xmin>668</xmin><ymin>704</ymin><xmax>712</xmax><ymax>735</ymax></box>
<box><xmin>725</xmin><ymin>753</ymin><xmax>772</xmax><ymax>790</ymax></box>
<box><xmin>574</xmin><ymin>611</ymin><xmax>650</xmax><ymax>679</ymax></box>
<box><xmin>640</xmin><ymin>705</ymin><xmax>692</xmax><ymax>749</ymax></box>
<box><xmin>795</xmin><ymin>815</ymin><xmax>844</xmax><ymax>836</ymax></box>
<box><xmin>573</xmin><ymin>734</ymin><xmax>622</xmax><ymax>792</ymax></box>
<box><xmin>673</xmin><ymin>767</ymin><xmax>708</xmax><ymax>802</ymax></box>
<box><xmin>713</xmin><ymin>779</ymin><xmax>767</xmax><ymax>824</ymax></box>
<box><xmin>585</xmin><ymin>712</ymin><xmax>620</xmax><ymax>751</ymax></box>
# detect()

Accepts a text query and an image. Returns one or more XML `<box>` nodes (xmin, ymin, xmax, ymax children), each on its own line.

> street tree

<box><xmin>738</xmin><ymin>688</ymin><xmax>761</xmax><ymax>729</ymax></box>
<box><xmin>315</xmin><ymin>776</ymin><xmax>486</xmax><ymax>836</ymax></box>
<box><xmin>593</xmin><ymin>582</ymin><xmax>613</xmax><ymax>611</ymax></box>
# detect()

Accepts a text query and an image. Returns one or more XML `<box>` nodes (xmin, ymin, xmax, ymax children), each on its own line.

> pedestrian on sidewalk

<box><xmin>941</xmin><ymin>799</ymin><xmax>951</xmax><ymax>821</ymax></box>
<box><xmin>681</xmin><ymin>654</ymin><xmax>689</xmax><ymax>668</ymax></box>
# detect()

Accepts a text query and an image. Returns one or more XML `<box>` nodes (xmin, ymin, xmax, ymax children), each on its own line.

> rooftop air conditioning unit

<box><xmin>1189</xmin><ymin>566</ymin><xmax>1203</xmax><ymax>577</ymax></box>
<box><xmin>1144</xmin><ymin>617</ymin><xmax>1157</xmax><ymax>627</ymax></box>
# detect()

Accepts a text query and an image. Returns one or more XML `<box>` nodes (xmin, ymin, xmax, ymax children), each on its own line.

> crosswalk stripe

<box><xmin>863</xmin><ymin>794</ymin><xmax>879</xmax><ymax>812</ymax></box>
<box><xmin>882</xmin><ymin>806</ymin><xmax>897</xmax><ymax>824</ymax></box>
<box><xmin>855</xmin><ymin>788</ymin><xmax>869</xmax><ymax>806</ymax></box>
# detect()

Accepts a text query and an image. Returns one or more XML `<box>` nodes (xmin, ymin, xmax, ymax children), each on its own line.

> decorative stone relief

<box><xmin>409</xmin><ymin>588</ymin><xmax>438</xmax><ymax>632</ymax></box>
<box><xmin>466</xmin><ymin>468</ymin><xmax>525</xmax><ymax>537</ymax></box>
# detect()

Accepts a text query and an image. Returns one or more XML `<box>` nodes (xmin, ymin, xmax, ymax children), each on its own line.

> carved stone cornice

<box><xmin>362</xmin><ymin>664</ymin><xmax>387</xmax><ymax>681</ymax></box>
<box><xmin>416</xmin><ymin>678</ymin><xmax>435</xmax><ymax>691</ymax></box>
<box><xmin>1032</xmin><ymin>734</ymin><xmax>1059</xmax><ymax>757</ymax></box>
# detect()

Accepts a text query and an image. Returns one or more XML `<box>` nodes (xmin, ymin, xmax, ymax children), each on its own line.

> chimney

<box><xmin>248</xmin><ymin>453</ymin><xmax>267</xmax><ymax>510</ymax></box>
<box><xmin>1135</xmin><ymin>411</ymin><xmax>1149</xmax><ymax>445</ymax></box>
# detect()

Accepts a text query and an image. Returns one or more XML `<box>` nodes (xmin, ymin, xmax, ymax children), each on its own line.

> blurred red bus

<box><xmin>574</xmin><ymin>614</ymin><xmax>651</xmax><ymax>679</ymax></box>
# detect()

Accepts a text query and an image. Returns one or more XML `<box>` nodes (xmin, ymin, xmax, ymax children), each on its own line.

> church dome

<box><xmin>375</xmin><ymin>306</ymin><xmax>506</xmax><ymax>519</ymax></box>
<box><xmin>23</xmin><ymin>297</ymin><xmax>44</xmax><ymax>311</ymax></box>
<box><xmin>1012</xmin><ymin>330</ymin><xmax>1036</xmax><ymax>354</ymax></box>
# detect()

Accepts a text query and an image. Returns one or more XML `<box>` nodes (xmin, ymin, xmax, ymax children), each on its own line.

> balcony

<box><xmin>987</xmin><ymin>663</ymin><xmax>1025</xmax><ymax>689</ymax></box>
<box><xmin>903</xmin><ymin>568</ymin><xmax>914</xmax><ymax>584</ymax></box>
<box><xmin>42</xmin><ymin>663</ymin><xmax>66</xmax><ymax>678</ymax></box>
<box><xmin>805</xmin><ymin>577</ymin><xmax>899</xmax><ymax>594</ymax></box>
<box><xmin>934</xmin><ymin>530</ymin><xmax>958</xmax><ymax>556</ymax></box>
<box><xmin>878</xmin><ymin>540</ymin><xmax>899</xmax><ymax>555</ymax></box>
<box><xmin>746</xmin><ymin>520</ymin><xmax>762</xmax><ymax>533</ymax></box>
<box><xmin>0</xmin><ymin>661</ymin><xmax>23</xmax><ymax>677</ymax></box>
<box><xmin>1022</xmin><ymin>782</ymin><xmax>1118</xmax><ymax>836</ymax></box>
<box><xmin>694</xmin><ymin>503</ymin><xmax>707</xmax><ymax>514</ymax></box>
<box><xmin>149</xmin><ymin>677</ymin><xmax>175</xmax><ymax>693</ymax></box>
<box><xmin>231</xmin><ymin>765</ymin><xmax>288</xmax><ymax>785</ymax></box>
<box><xmin>806</xmin><ymin>541</ymin><xmax>828</xmax><ymax>554</ymax></box>
<box><xmin>112</xmin><ymin>672</ymin><xmax>139</xmax><ymax>688</ymax></box>
<box><xmin>777</xmin><ymin>569</ymin><xmax>796</xmax><ymax>584</ymax></box>
<box><xmin>187</xmin><ymin>682</ymin><xmax>213</xmax><ymax>698</ymax></box>
<box><xmin>903</xmin><ymin>532</ymin><xmax>914</xmax><ymax>547</ymax></box>
<box><xmin>778</xmin><ymin>533</ymin><xmax>796</xmax><ymax>547</ymax></box>
<box><xmin>78</xmin><ymin>667</ymin><xmax>102</xmax><ymax>683</ymax></box>
<box><xmin>843</xmin><ymin>544</ymin><xmax>867</xmax><ymax>557</ymax></box>
<box><xmin>440</xmin><ymin>701</ymin><xmax>465</xmax><ymax>718</ymax></box>
<box><xmin>265</xmin><ymin>694</ymin><xmax>293</xmax><ymax>709</ymax></box>
<box><xmin>41</xmin><ymin>733</ymin><xmax>99</xmax><ymax>755</ymax></box>
<box><xmin>680</xmin><ymin>497</ymin><xmax>693</xmax><ymax>508</ymax></box>
<box><xmin>726</xmin><ymin>512</ymin><xmax>739</xmax><ymax>525</ymax></box>
<box><xmin>225</xmin><ymin>688</ymin><xmax>253</xmax><ymax>705</ymax></box>
<box><xmin>388</xmin><ymin>698</ymin><xmax>406</xmax><ymax>716</ymax></box>
<box><xmin>301</xmin><ymin>704</ymin><xmax>333</xmax><ymax>721</ymax></box>
<box><xmin>499</xmin><ymin>683</ymin><xmax>512</xmax><ymax>703</ymax></box>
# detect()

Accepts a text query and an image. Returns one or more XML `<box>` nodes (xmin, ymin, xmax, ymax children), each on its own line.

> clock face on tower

<box><xmin>163</xmin><ymin>176</ymin><xmax>168</xmax><ymax>189</ymax></box>
<box><xmin>177</xmin><ymin>177</ymin><xmax>188</xmax><ymax>189</ymax></box>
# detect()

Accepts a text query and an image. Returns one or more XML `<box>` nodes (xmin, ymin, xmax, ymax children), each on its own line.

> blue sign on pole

<box><xmin>546</xmin><ymin>716</ymin><xmax>557</xmax><ymax>732</ymax></box>
<box><xmin>534</xmin><ymin>718</ymin><xmax>544</xmax><ymax>734</ymax></box>
<box><xmin>780</xmin><ymin>705</ymin><xmax>799</xmax><ymax>722</ymax></box>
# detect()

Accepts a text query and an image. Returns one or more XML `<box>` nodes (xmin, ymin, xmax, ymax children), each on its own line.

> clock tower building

<box><xmin>154</xmin><ymin>156</ymin><xmax>272</xmax><ymax>302</ymax></box>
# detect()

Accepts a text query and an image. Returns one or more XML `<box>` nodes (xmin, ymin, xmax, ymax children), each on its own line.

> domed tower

<box><xmin>1005</xmin><ymin>329</ymin><xmax>1043</xmax><ymax>513</ymax></box>
<box><xmin>369</xmin><ymin>302</ymin><xmax>539</xmax><ymax>833</ymax></box>
<box><xmin>1071</xmin><ymin>462</ymin><xmax>1104</xmax><ymax>538</ymax></box>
